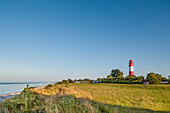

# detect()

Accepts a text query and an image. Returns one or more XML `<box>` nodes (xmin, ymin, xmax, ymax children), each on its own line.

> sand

<box><xmin>0</xmin><ymin>91</ymin><xmax>21</xmax><ymax>102</ymax></box>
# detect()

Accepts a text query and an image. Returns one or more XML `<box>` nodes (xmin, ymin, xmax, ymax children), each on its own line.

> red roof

<box><xmin>129</xmin><ymin>59</ymin><xmax>133</xmax><ymax>62</ymax></box>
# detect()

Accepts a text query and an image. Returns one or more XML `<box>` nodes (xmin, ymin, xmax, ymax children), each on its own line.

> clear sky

<box><xmin>0</xmin><ymin>0</ymin><xmax>170</xmax><ymax>82</ymax></box>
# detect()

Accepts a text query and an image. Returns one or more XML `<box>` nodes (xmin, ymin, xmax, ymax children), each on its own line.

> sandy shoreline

<box><xmin>0</xmin><ymin>91</ymin><xmax>21</xmax><ymax>102</ymax></box>
<box><xmin>0</xmin><ymin>86</ymin><xmax>45</xmax><ymax>102</ymax></box>
<box><xmin>0</xmin><ymin>91</ymin><xmax>22</xmax><ymax>97</ymax></box>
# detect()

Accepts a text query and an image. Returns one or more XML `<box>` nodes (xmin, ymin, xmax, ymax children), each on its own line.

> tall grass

<box><xmin>0</xmin><ymin>91</ymin><xmax>114</xmax><ymax>113</ymax></box>
<box><xmin>0</xmin><ymin>84</ymin><xmax>109</xmax><ymax>113</ymax></box>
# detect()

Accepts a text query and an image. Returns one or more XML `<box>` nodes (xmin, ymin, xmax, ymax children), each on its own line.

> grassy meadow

<box><xmin>0</xmin><ymin>83</ymin><xmax>170</xmax><ymax>113</ymax></box>
<box><xmin>74</xmin><ymin>83</ymin><xmax>170</xmax><ymax>112</ymax></box>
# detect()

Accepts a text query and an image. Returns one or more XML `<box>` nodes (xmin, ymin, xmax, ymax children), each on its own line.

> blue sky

<box><xmin>0</xmin><ymin>0</ymin><xmax>170</xmax><ymax>82</ymax></box>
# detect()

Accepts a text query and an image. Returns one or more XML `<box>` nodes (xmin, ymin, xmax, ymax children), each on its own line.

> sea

<box><xmin>0</xmin><ymin>82</ymin><xmax>52</xmax><ymax>95</ymax></box>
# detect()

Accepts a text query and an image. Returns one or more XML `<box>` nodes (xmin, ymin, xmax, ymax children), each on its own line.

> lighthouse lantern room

<box><xmin>129</xmin><ymin>59</ymin><xmax>134</xmax><ymax>75</ymax></box>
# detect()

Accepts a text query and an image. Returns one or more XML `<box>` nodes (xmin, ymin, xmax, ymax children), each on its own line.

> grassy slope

<box><xmin>73</xmin><ymin>83</ymin><xmax>170</xmax><ymax>112</ymax></box>
<box><xmin>0</xmin><ymin>84</ymin><xmax>115</xmax><ymax>113</ymax></box>
<box><xmin>0</xmin><ymin>91</ymin><xmax>104</xmax><ymax>113</ymax></box>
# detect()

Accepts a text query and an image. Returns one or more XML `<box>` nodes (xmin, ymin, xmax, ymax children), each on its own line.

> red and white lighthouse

<box><xmin>129</xmin><ymin>59</ymin><xmax>134</xmax><ymax>75</ymax></box>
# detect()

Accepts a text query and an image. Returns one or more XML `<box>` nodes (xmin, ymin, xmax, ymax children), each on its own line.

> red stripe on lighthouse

<box><xmin>129</xmin><ymin>71</ymin><xmax>134</xmax><ymax>75</ymax></box>
<box><xmin>129</xmin><ymin>59</ymin><xmax>134</xmax><ymax>75</ymax></box>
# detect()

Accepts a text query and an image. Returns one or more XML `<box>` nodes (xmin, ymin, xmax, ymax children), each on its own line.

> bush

<box><xmin>45</xmin><ymin>84</ymin><xmax>54</xmax><ymax>89</ymax></box>
<box><xmin>68</xmin><ymin>79</ymin><xmax>74</xmax><ymax>83</ymax></box>
<box><xmin>147</xmin><ymin>73</ymin><xmax>161</xmax><ymax>84</ymax></box>
<box><xmin>162</xmin><ymin>77</ymin><xmax>168</xmax><ymax>81</ymax></box>
<box><xmin>23</xmin><ymin>85</ymin><xmax>35</xmax><ymax>92</ymax></box>
<box><xmin>58</xmin><ymin>80</ymin><xmax>69</xmax><ymax>85</ymax></box>
<box><xmin>110</xmin><ymin>69</ymin><xmax>123</xmax><ymax>77</ymax></box>
<box><xmin>137</xmin><ymin>76</ymin><xmax>144</xmax><ymax>83</ymax></box>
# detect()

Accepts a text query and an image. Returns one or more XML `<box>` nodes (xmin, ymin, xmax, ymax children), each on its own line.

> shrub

<box><xmin>97</xmin><ymin>78</ymin><xmax>102</xmax><ymax>81</ymax></box>
<box><xmin>23</xmin><ymin>85</ymin><xmax>35</xmax><ymax>92</ymax></box>
<box><xmin>137</xmin><ymin>76</ymin><xmax>144</xmax><ymax>83</ymax></box>
<box><xmin>147</xmin><ymin>73</ymin><xmax>161</xmax><ymax>84</ymax></box>
<box><xmin>110</xmin><ymin>69</ymin><xmax>123</xmax><ymax>77</ymax></box>
<box><xmin>162</xmin><ymin>77</ymin><xmax>168</xmax><ymax>81</ymax></box>
<box><xmin>45</xmin><ymin>84</ymin><xmax>54</xmax><ymax>89</ymax></box>
<box><xmin>58</xmin><ymin>80</ymin><xmax>69</xmax><ymax>85</ymax></box>
<box><xmin>68</xmin><ymin>79</ymin><xmax>74</xmax><ymax>83</ymax></box>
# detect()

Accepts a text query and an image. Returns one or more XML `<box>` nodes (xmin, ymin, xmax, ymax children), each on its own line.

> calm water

<box><xmin>0</xmin><ymin>82</ymin><xmax>51</xmax><ymax>95</ymax></box>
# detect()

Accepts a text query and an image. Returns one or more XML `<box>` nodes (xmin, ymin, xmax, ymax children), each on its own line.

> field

<box><xmin>73</xmin><ymin>83</ymin><xmax>170</xmax><ymax>112</ymax></box>
<box><xmin>0</xmin><ymin>83</ymin><xmax>170</xmax><ymax>113</ymax></box>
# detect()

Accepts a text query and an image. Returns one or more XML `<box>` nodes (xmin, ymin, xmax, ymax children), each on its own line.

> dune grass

<box><xmin>0</xmin><ymin>91</ymin><xmax>107</xmax><ymax>113</ymax></box>
<box><xmin>0</xmin><ymin>84</ymin><xmax>113</xmax><ymax>113</ymax></box>
<box><xmin>73</xmin><ymin>83</ymin><xmax>170</xmax><ymax>112</ymax></box>
<box><xmin>31</xmin><ymin>84</ymin><xmax>92</xmax><ymax>99</ymax></box>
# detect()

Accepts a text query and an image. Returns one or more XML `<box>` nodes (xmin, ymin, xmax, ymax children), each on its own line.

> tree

<box><xmin>78</xmin><ymin>79</ymin><xmax>84</xmax><ymax>82</ymax></box>
<box><xmin>110</xmin><ymin>69</ymin><xmax>123</xmax><ymax>77</ymax></box>
<box><xmin>101</xmin><ymin>78</ymin><xmax>106</xmax><ymax>82</ymax></box>
<box><xmin>58</xmin><ymin>80</ymin><xmax>69</xmax><ymax>84</ymax></box>
<box><xmin>97</xmin><ymin>78</ymin><xmax>102</xmax><ymax>81</ymax></box>
<box><xmin>68</xmin><ymin>79</ymin><xmax>74</xmax><ymax>83</ymax></box>
<box><xmin>107</xmin><ymin>75</ymin><xmax>112</xmax><ymax>79</ymax></box>
<box><xmin>126</xmin><ymin>75</ymin><xmax>136</xmax><ymax>79</ymax></box>
<box><xmin>156</xmin><ymin>74</ymin><xmax>162</xmax><ymax>81</ymax></box>
<box><xmin>137</xmin><ymin>76</ymin><xmax>144</xmax><ymax>83</ymax></box>
<box><xmin>84</xmin><ymin>78</ymin><xmax>90</xmax><ymax>81</ymax></box>
<box><xmin>147</xmin><ymin>73</ymin><xmax>161</xmax><ymax>84</ymax></box>
<box><xmin>161</xmin><ymin>77</ymin><xmax>168</xmax><ymax>81</ymax></box>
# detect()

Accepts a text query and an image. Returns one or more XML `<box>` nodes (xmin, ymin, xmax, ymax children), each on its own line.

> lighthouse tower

<box><xmin>129</xmin><ymin>59</ymin><xmax>134</xmax><ymax>75</ymax></box>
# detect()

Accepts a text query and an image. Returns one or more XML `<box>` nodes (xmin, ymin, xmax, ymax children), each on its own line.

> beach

<box><xmin>0</xmin><ymin>86</ymin><xmax>46</xmax><ymax>102</ymax></box>
<box><xmin>0</xmin><ymin>91</ymin><xmax>21</xmax><ymax>102</ymax></box>
<box><xmin>0</xmin><ymin>82</ymin><xmax>49</xmax><ymax>102</ymax></box>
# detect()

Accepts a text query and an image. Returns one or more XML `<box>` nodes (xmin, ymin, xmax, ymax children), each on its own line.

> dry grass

<box><xmin>31</xmin><ymin>84</ymin><xmax>92</xmax><ymax>99</ymax></box>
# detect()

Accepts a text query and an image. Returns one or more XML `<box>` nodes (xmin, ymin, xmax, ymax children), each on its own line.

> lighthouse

<box><xmin>129</xmin><ymin>59</ymin><xmax>134</xmax><ymax>75</ymax></box>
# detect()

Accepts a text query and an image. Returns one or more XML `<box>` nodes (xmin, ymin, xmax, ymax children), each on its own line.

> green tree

<box><xmin>110</xmin><ymin>69</ymin><xmax>123</xmax><ymax>77</ymax></box>
<box><xmin>97</xmin><ymin>78</ymin><xmax>102</xmax><ymax>81</ymax></box>
<box><xmin>78</xmin><ymin>79</ymin><xmax>84</xmax><ymax>82</ymax></box>
<box><xmin>161</xmin><ymin>77</ymin><xmax>168</xmax><ymax>81</ymax></box>
<box><xmin>147</xmin><ymin>73</ymin><xmax>161</xmax><ymax>84</ymax></box>
<box><xmin>107</xmin><ymin>75</ymin><xmax>112</xmax><ymax>79</ymax></box>
<box><xmin>137</xmin><ymin>76</ymin><xmax>144</xmax><ymax>83</ymax></box>
<box><xmin>101</xmin><ymin>78</ymin><xmax>106</xmax><ymax>82</ymax></box>
<box><xmin>84</xmin><ymin>78</ymin><xmax>90</xmax><ymax>81</ymax></box>
<box><xmin>156</xmin><ymin>74</ymin><xmax>162</xmax><ymax>81</ymax></box>
<box><xmin>126</xmin><ymin>75</ymin><xmax>136</xmax><ymax>80</ymax></box>
<box><xmin>62</xmin><ymin>80</ymin><xmax>69</xmax><ymax>84</ymax></box>
<box><xmin>68</xmin><ymin>79</ymin><xmax>74</xmax><ymax>83</ymax></box>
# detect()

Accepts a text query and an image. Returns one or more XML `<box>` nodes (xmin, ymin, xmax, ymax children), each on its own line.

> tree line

<box><xmin>58</xmin><ymin>69</ymin><xmax>170</xmax><ymax>85</ymax></box>
<box><xmin>99</xmin><ymin>69</ymin><xmax>169</xmax><ymax>84</ymax></box>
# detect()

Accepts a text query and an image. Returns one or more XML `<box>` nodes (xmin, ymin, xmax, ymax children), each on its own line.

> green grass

<box><xmin>0</xmin><ymin>91</ymin><xmax>113</xmax><ymax>113</ymax></box>
<box><xmin>73</xmin><ymin>83</ymin><xmax>170</xmax><ymax>112</ymax></box>
<box><xmin>0</xmin><ymin>83</ymin><xmax>170</xmax><ymax>113</ymax></box>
